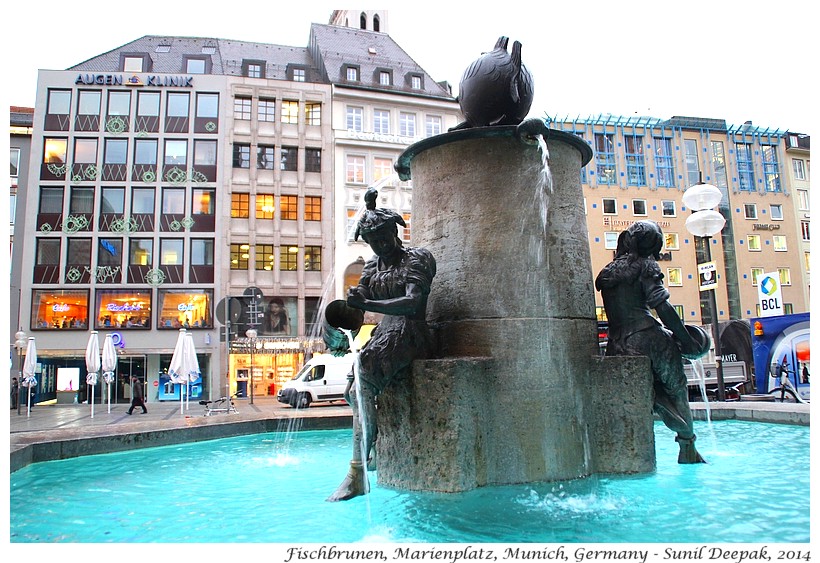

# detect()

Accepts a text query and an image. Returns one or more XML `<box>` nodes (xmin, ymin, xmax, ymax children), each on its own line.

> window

<box><xmin>654</xmin><ymin>137</ymin><xmax>675</xmax><ymax>188</ymax></box>
<box><xmin>664</xmin><ymin>233</ymin><xmax>679</xmax><ymax>251</ymax></box>
<box><xmin>233</xmin><ymin>144</ymin><xmax>250</xmax><ymax>168</ymax></box>
<box><xmin>31</xmin><ymin>289</ymin><xmax>88</xmax><ymax>330</ymax></box>
<box><xmin>304</xmin><ymin>246</ymin><xmax>322</xmax><ymax>271</ymax></box>
<box><xmin>736</xmin><ymin>143</ymin><xmax>755</xmax><ymax>192</ymax></box>
<box><xmin>258</xmin><ymin>99</ymin><xmax>276</xmax><ymax>122</ymax></box>
<box><xmin>711</xmin><ymin>141</ymin><xmax>728</xmax><ymax>190</ymax></box>
<box><xmin>281</xmin><ymin>100</ymin><xmax>299</xmax><ymax>124</ymax></box>
<box><xmin>104</xmin><ymin>138</ymin><xmax>128</xmax><ymax>164</ymax></box>
<box><xmin>793</xmin><ymin>159</ymin><xmax>806</xmax><ymax>180</ymax></box>
<box><xmin>369</xmin><ymin>152</ymin><xmax>398</xmax><ymax>180</ymax></box>
<box><xmin>594</xmin><ymin>134</ymin><xmax>617</xmax><ymax>185</ymax></box>
<box><xmin>39</xmin><ymin>187</ymin><xmax>64</xmax><ymax>213</ymax></box>
<box><xmin>379</xmin><ymin>70</ymin><xmax>391</xmax><ymax>85</ymax></box>
<box><xmin>11</xmin><ymin>147</ymin><xmax>20</xmax><ymax>182</ymax></box>
<box><xmin>751</xmin><ymin>268</ymin><xmax>764</xmax><ymax>286</ymax></box>
<box><xmin>69</xmin><ymin>187</ymin><xmax>94</xmax><ymax>217</ymax></box>
<box><xmin>769</xmin><ymin>204</ymin><xmax>783</xmax><ymax>220</ymax></box>
<box><xmin>191</xmin><ymin>239</ymin><xmax>214</xmax><ymax>266</ymax></box>
<box><xmin>346</xmin><ymin>106</ymin><xmax>363</xmax><ymax>132</ymax></box>
<box><xmin>163</xmin><ymin>140</ymin><xmax>187</xmax><ymax>166</ymax></box>
<box><xmin>230</xmin><ymin>243</ymin><xmax>249</xmax><ymax>270</ymax></box>
<box><xmin>280</xmin><ymin>195</ymin><xmax>297</xmax><ymax>220</ymax></box>
<box><xmin>123</xmin><ymin>56</ymin><xmax>144</xmax><ymax>72</ymax></box>
<box><xmin>256</xmin><ymin>194</ymin><xmax>275</xmax><ymax>219</ymax></box>
<box><xmin>160</xmin><ymin>239</ymin><xmax>183</xmax><ymax>265</ymax></box>
<box><xmin>280</xmin><ymin>146</ymin><xmax>298</xmax><ymax>171</ymax></box>
<box><xmin>346</xmin><ymin>155</ymin><xmax>365</xmax><ymax>183</ymax></box>
<box><xmin>255</xmin><ymin>244</ymin><xmax>274</xmax><ymax>270</ymax></box>
<box><xmin>401</xmin><ymin>212</ymin><xmax>412</xmax><ymax>243</ymax></box>
<box><xmin>195</xmin><ymin>93</ymin><xmax>218</xmax><ymax>119</ymax></box>
<box><xmin>98</xmin><ymin>238</ymin><xmax>122</xmax><ymax>269</ymax></box>
<box><xmin>662</xmin><ymin>200</ymin><xmax>676</xmax><ymax>217</ymax></box>
<box><xmin>234</xmin><ymin>97</ymin><xmax>252</xmax><ymax>120</ymax></box>
<box><xmin>602</xmin><ymin>198</ymin><xmax>617</xmax><ymax>215</ymax></box>
<box><xmin>805</xmin><ymin>252</ymin><xmax>811</xmax><ymax>273</ymax></box>
<box><xmin>747</xmin><ymin>235</ymin><xmax>762</xmax><ymax>251</ymax></box>
<box><xmin>410</xmin><ymin>75</ymin><xmax>422</xmax><ymax>89</ymax></box>
<box><xmin>666</xmin><ymin>268</ymin><xmax>683</xmax><ymax>286</ymax></box>
<box><xmin>345</xmin><ymin>66</ymin><xmax>360</xmax><ymax>81</ymax></box>
<box><xmin>632</xmin><ymin>199</ymin><xmax>647</xmax><ymax>216</ymax></box>
<box><xmin>192</xmin><ymin>188</ymin><xmax>214</xmax><ymax>215</ymax></box>
<box><xmin>257</xmin><ymin>145</ymin><xmax>275</xmax><ymax>170</ymax></box>
<box><xmin>44</xmin><ymin>138</ymin><xmax>67</xmax><ymax>164</ymax></box>
<box><xmin>374</xmin><ymin>109</ymin><xmax>390</xmax><ymax>134</ymax></box>
<box><xmin>36</xmin><ymin>238</ymin><xmax>61</xmax><ymax>266</ymax></box>
<box><xmin>305</xmin><ymin>148</ymin><xmax>321</xmax><ymax>173</ymax></box>
<box><xmin>101</xmin><ymin>187</ymin><xmax>124</xmax><ymax>214</ymax></box>
<box><xmin>157</xmin><ymin>289</ymin><xmax>213</xmax><ymax>329</ymax></box>
<box><xmin>801</xmin><ymin>221</ymin><xmax>810</xmax><ymax>241</ymax></box>
<box><xmin>280</xmin><ymin>246</ymin><xmax>298</xmax><ymax>270</ymax></box>
<box><xmin>761</xmin><ymin>145</ymin><xmax>781</xmax><ymax>193</ymax></box>
<box><xmin>305</xmin><ymin>102</ymin><xmax>321</xmax><ymax>126</ymax></box>
<box><xmin>292</xmin><ymin>68</ymin><xmax>306</xmax><ymax>82</ymax></box>
<box><xmin>604</xmin><ymin>232</ymin><xmax>618</xmax><ymax>250</ymax></box>
<box><xmin>161</xmin><ymin>188</ymin><xmax>185</xmax><ymax>214</ymax></box>
<box><xmin>78</xmin><ymin>90</ymin><xmax>101</xmax><ymax>116</ymax></box>
<box><xmin>48</xmin><ymin>90</ymin><xmax>71</xmax><ymax>115</ymax></box>
<box><xmin>137</xmin><ymin>91</ymin><xmax>160</xmax><ymax>117</ymax></box>
<box><xmin>185</xmin><ymin>58</ymin><xmax>206</xmax><ymax>74</ymax></box>
<box><xmin>134</xmin><ymin>139</ymin><xmax>157</xmax><ymax>165</ymax></box>
<box><xmin>107</xmin><ymin>92</ymin><xmax>131</xmax><ymax>119</ymax></box>
<box><xmin>773</xmin><ymin>235</ymin><xmax>787</xmax><ymax>252</ymax></box>
<box><xmin>129</xmin><ymin>239</ymin><xmax>153</xmax><ymax>267</ymax></box>
<box><xmin>73</xmin><ymin>138</ymin><xmax>98</xmax><ymax>164</ymax></box>
<box><xmin>797</xmin><ymin>189</ymin><xmax>809</xmax><ymax>211</ymax></box>
<box><xmin>231</xmin><ymin>193</ymin><xmax>249</xmax><ymax>218</ymax></box>
<box><xmin>188</xmin><ymin>142</ymin><xmax>215</xmax><ymax>173</ymax></box>
<box><xmin>132</xmin><ymin>188</ymin><xmax>154</xmax><ymax>214</ymax></box>
<box><xmin>399</xmin><ymin>112</ymin><xmax>416</xmax><ymax>137</ymax></box>
<box><xmin>683</xmin><ymin>139</ymin><xmax>700</xmax><ymax>187</ymax></box>
<box><xmin>166</xmin><ymin>92</ymin><xmax>190</xmax><ymax>118</ymax></box>
<box><xmin>778</xmin><ymin>268</ymin><xmax>791</xmax><ymax>286</ymax></box>
<box><xmin>244</xmin><ymin>62</ymin><xmax>263</xmax><ymax>78</ymax></box>
<box><xmin>744</xmin><ymin>204</ymin><xmax>757</xmax><ymax>220</ymax></box>
<box><xmin>305</xmin><ymin>196</ymin><xmax>321</xmax><ymax>221</ymax></box>
<box><xmin>624</xmin><ymin>135</ymin><xmax>645</xmax><ymax>186</ymax></box>
<box><xmin>426</xmin><ymin>115</ymin><xmax>442</xmax><ymax>138</ymax></box>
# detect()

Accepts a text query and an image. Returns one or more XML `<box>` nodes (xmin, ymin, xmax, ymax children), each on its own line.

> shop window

<box><xmin>95</xmin><ymin>289</ymin><xmax>151</xmax><ymax>329</ymax></box>
<box><xmin>31</xmin><ymin>289</ymin><xmax>89</xmax><ymax>330</ymax></box>
<box><xmin>158</xmin><ymin>289</ymin><xmax>213</xmax><ymax>329</ymax></box>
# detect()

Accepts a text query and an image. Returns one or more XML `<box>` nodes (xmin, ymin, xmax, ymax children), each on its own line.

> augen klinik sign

<box><xmin>74</xmin><ymin>74</ymin><xmax>194</xmax><ymax>88</ymax></box>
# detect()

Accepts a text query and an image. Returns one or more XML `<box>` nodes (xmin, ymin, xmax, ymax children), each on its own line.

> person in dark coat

<box><xmin>127</xmin><ymin>376</ymin><xmax>148</xmax><ymax>414</ymax></box>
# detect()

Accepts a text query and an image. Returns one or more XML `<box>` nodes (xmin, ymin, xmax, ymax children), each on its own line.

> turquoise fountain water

<box><xmin>9</xmin><ymin>420</ymin><xmax>809</xmax><ymax>543</ymax></box>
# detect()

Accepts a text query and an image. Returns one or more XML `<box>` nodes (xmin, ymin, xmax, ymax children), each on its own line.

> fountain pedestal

<box><xmin>377</xmin><ymin>125</ymin><xmax>655</xmax><ymax>492</ymax></box>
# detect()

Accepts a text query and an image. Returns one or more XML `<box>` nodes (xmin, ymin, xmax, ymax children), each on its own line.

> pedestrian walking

<box><xmin>127</xmin><ymin>376</ymin><xmax>148</xmax><ymax>414</ymax></box>
<box><xmin>11</xmin><ymin>377</ymin><xmax>19</xmax><ymax>410</ymax></box>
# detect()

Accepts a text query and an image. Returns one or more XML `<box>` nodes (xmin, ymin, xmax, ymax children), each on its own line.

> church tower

<box><xmin>328</xmin><ymin>10</ymin><xmax>389</xmax><ymax>33</ymax></box>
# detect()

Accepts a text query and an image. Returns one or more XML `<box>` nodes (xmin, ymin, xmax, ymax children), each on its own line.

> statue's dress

<box><xmin>357</xmin><ymin>247</ymin><xmax>436</xmax><ymax>393</ymax></box>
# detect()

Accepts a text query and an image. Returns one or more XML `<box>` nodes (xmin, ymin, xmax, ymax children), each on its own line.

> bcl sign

<box><xmin>757</xmin><ymin>272</ymin><xmax>783</xmax><ymax>317</ymax></box>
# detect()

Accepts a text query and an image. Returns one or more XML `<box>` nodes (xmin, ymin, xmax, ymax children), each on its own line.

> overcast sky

<box><xmin>5</xmin><ymin>0</ymin><xmax>816</xmax><ymax>132</ymax></box>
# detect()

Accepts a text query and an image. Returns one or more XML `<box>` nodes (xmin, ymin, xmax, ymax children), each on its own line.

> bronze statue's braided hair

<box><xmin>354</xmin><ymin>188</ymin><xmax>406</xmax><ymax>242</ymax></box>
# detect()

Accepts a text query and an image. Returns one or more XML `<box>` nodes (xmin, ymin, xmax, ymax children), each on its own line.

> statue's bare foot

<box><xmin>676</xmin><ymin>435</ymin><xmax>706</xmax><ymax>464</ymax></box>
<box><xmin>326</xmin><ymin>464</ymin><xmax>368</xmax><ymax>502</ymax></box>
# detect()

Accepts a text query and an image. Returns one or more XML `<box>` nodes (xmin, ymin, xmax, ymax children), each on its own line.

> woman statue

<box><xmin>327</xmin><ymin>187</ymin><xmax>436</xmax><ymax>501</ymax></box>
<box><xmin>595</xmin><ymin>220</ymin><xmax>708</xmax><ymax>464</ymax></box>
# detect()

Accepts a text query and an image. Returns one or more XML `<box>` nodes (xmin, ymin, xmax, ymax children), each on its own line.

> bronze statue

<box><xmin>326</xmin><ymin>187</ymin><xmax>437</xmax><ymax>501</ymax></box>
<box><xmin>451</xmin><ymin>36</ymin><xmax>534</xmax><ymax>130</ymax></box>
<box><xmin>595</xmin><ymin>221</ymin><xmax>708</xmax><ymax>464</ymax></box>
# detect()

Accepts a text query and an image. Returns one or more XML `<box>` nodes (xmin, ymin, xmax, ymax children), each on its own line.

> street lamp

<box><xmin>683</xmin><ymin>180</ymin><xmax>727</xmax><ymax>401</ymax></box>
<box><xmin>246</xmin><ymin>328</ymin><xmax>257</xmax><ymax>405</ymax></box>
<box><xmin>14</xmin><ymin>329</ymin><xmax>26</xmax><ymax>416</ymax></box>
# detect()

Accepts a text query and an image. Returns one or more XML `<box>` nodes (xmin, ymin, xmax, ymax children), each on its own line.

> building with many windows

<box><xmin>549</xmin><ymin>114</ymin><xmax>809</xmax><ymax>329</ymax></box>
<box><xmin>13</xmin><ymin>12</ymin><xmax>458</xmax><ymax>405</ymax></box>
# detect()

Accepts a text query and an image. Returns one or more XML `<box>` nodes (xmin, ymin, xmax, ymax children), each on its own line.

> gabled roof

<box><xmin>308</xmin><ymin>23</ymin><xmax>453</xmax><ymax>99</ymax></box>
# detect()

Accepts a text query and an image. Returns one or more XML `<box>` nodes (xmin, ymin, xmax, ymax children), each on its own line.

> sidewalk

<box><xmin>8</xmin><ymin>397</ymin><xmax>809</xmax><ymax>473</ymax></box>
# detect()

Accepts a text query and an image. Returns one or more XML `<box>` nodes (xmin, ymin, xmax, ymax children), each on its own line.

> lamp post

<box><xmin>683</xmin><ymin>180</ymin><xmax>727</xmax><ymax>401</ymax></box>
<box><xmin>246</xmin><ymin>328</ymin><xmax>257</xmax><ymax>405</ymax></box>
<box><xmin>14</xmin><ymin>329</ymin><xmax>26</xmax><ymax>415</ymax></box>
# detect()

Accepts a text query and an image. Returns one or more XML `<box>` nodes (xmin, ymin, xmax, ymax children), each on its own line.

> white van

<box><xmin>277</xmin><ymin>353</ymin><xmax>355</xmax><ymax>408</ymax></box>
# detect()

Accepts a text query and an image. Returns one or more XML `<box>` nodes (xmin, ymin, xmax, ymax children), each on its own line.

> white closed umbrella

<box><xmin>168</xmin><ymin>329</ymin><xmax>187</xmax><ymax>416</ymax></box>
<box><xmin>184</xmin><ymin>332</ymin><xmax>201</xmax><ymax>411</ymax></box>
<box><xmin>102</xmin><ymin>334</ymin><xmax>118</xmax><ymax>414</ymax></box>
<box><xmin>85</xmin><ymin>331</ymin><xmax>101</xmax><ymax>419</ymax></box>
<box><xmin>22</xmin><ymin>337</ymin><xmax>37</xmax><ymax>418</ymax></box>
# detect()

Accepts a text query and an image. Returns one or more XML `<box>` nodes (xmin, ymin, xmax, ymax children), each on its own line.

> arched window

<box><xmin>373</xmin><ymin>14</ymin><xmax>380</xmax><ymax>32</ymax></box>
<box><xmin>360</xmin><ymin>12</ymin><xmax>367</xmax><ymax>29</ymax></box>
